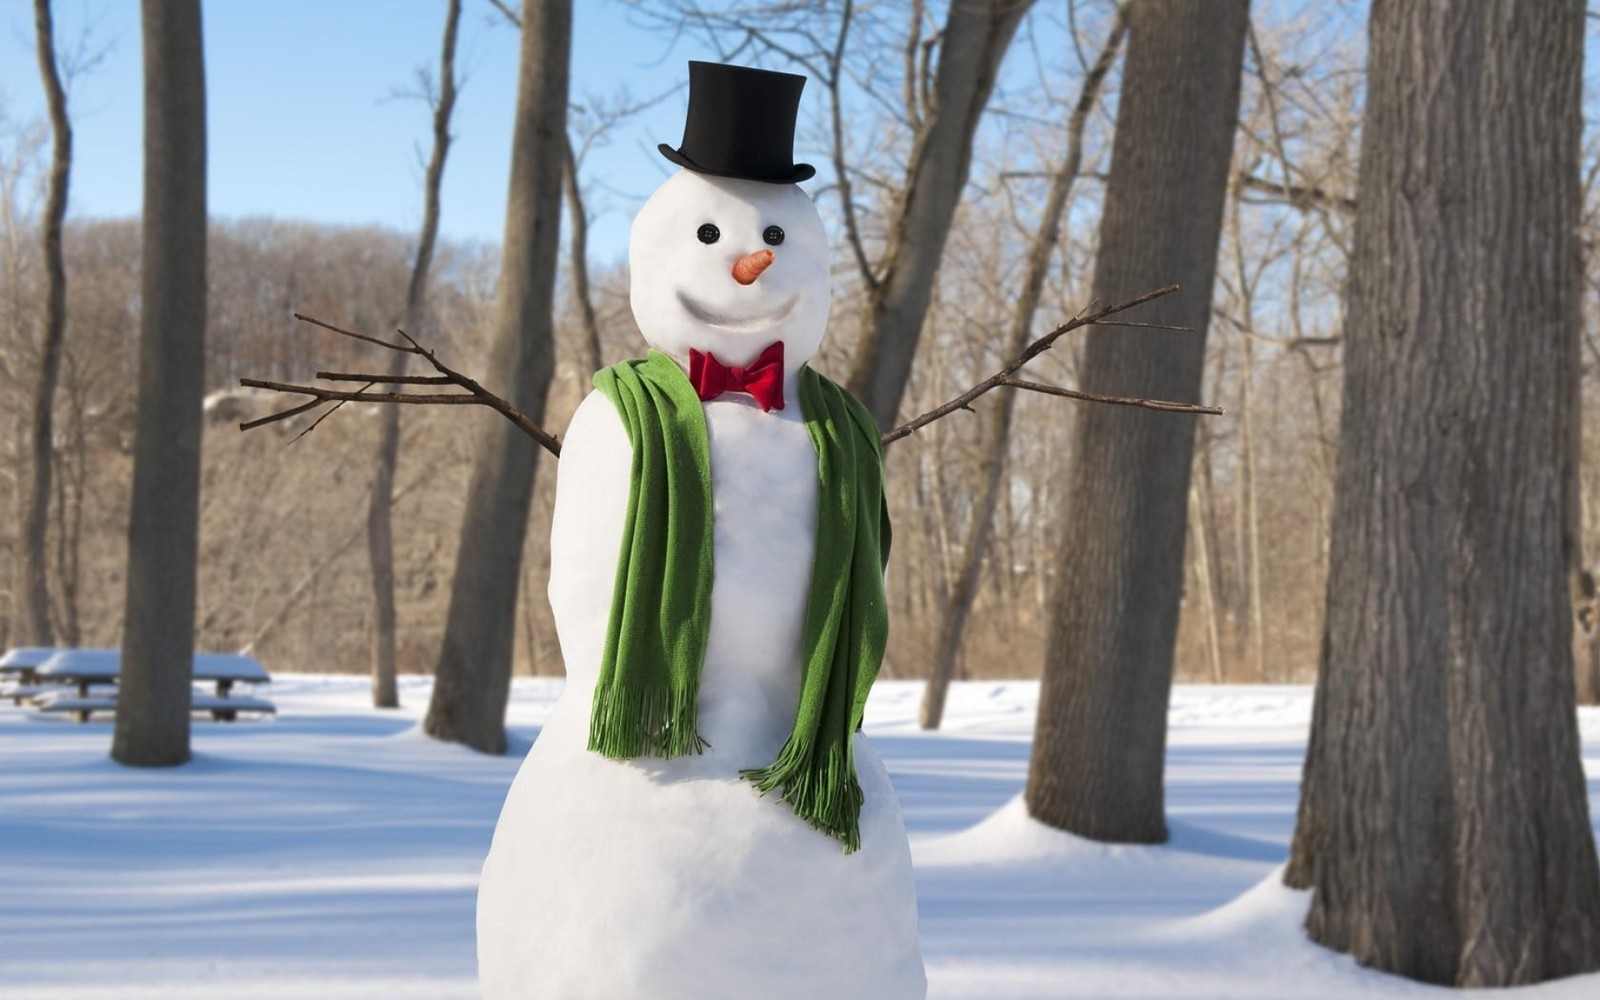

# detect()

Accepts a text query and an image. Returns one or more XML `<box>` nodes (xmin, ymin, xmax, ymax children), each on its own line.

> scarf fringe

<box><xmin>741</xmin><ymin>737</ymin><xmax>865</xmax><ymax>854</ymax></box>
<box><xmin>587</xmin><ymin>683</ymin><xmax>709</xmax><ymax>760</ymax></box>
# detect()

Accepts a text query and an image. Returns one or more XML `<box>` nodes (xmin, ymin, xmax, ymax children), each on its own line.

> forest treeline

<box><xmin>0</xmin><ymin>194</ymin><xmax>1340</xmax><ymax>691</ymax></box>
<box><xmin>0</xmin><ymin>3</ymin><xmax>1410</xmax><ymax>694</ymax></box>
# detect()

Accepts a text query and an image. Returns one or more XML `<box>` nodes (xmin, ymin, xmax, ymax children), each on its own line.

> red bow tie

<box><xmin>688</xmin><ymin>342</ymin><xmax>786</xmax><ymax>412</ymax></box>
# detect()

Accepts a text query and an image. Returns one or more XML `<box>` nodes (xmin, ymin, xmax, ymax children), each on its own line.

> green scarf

<box><xmin>588</xmin><ymin>350</ymin><xmax>891</xmax><ymax>853</ymax></box>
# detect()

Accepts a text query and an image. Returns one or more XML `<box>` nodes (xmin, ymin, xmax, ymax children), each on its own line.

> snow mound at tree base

<box><xmin>916</xmin><ymin>796</ymin><xmax>1600</xmax><ymax>998</ymax></box>
<box><xmin>914</xmin><ymin>793</ymin><xmax>1279</xmax><ymax>870</ymax></box>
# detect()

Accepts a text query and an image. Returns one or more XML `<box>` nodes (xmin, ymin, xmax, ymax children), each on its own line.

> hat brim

<box><xmin>658</xmin><ymin>144</ymin><xmax>816</xmax><ymax>185</ymax></box>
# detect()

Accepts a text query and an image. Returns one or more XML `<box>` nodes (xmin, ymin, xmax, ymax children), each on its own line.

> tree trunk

<box><xmin>1586</xmin><ymin>618</ymin><xmax>1600</xmax><ymax>707</ymax></box>
<box><xmin>1574</xmin><ymin>178</ymin><xmax>1594</xmax><ymax>708</ymax></box>
<box><xmin>368</xmin><ymin>366</ymin><xmax>403</xmax><ymax>707</ymax></box>
<box><xmin>563</xmin><ymin>134</ymin><xmax>601</xmax><ymax>377</ymax></box>
<box><xmin>491</xmin><ymin>0</ymin><xmax>599</xmax><ymax>386</ymax></box>
<box><xmin>51</xmin><ymin>437</ymin><xmax>82</xmax><ymax>646</ymax></box>
<box><xmin>112</xmin><ymin>0</ymin><xmax>206</xmax><ymax>768</ymax></box>
<box><xmin>1239</xmin><ymin>326</ymin><xmax>1265</xmax><ymax>680</ymax></box>
<box><xmin>845</xmin><ymin>0</ymin><xmax>1033</xmax><ymax>431</ymax></box>
<box><xmin>423</xmin><ymin>0</ymin><xmax>568</xmax><ymax>754</ymax></box>
<box><xmin>1189</xmin><ymin>478</ymin><xmax>1223</xmax><ymax>684</ymax></box>
<box><xmin>22</xmin><ymin>0</ymin><xmax>72</xmax><ymax>647</ymax></box>
<box><xmin>920</xmin><ymin>7</ymin><xmax>1127</xmax><ymax>730</ymax></box>
<box><xmin>1023</xmin><ymin>0</ymin><xmax>1247</xmax><ymax>842</ymax></box>
<box><xmin>369</xmin><ymin>0</ymin><xmax>461</xmax><ymax>710</ymax></box>
<box><xmin>1285</xmin><ymin>0</ymin><xmax>1600</xmax><ymax>985</ymax></box>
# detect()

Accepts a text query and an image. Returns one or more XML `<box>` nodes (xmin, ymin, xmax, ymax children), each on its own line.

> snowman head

<box><xmin>629</xmin><ymin>169</ymin><xmax>831</xmax><ymax>373</ymax></box>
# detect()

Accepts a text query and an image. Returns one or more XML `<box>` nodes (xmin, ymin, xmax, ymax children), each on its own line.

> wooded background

<box><xmin>8</xmin><ymin>0</ymin><xmax>1600</xmax><ymax>985</ymax></box>
<box><xmin>0</xmin><ymin>1</ymin><xmax>1421</xmax><ymax>691</ymax></box>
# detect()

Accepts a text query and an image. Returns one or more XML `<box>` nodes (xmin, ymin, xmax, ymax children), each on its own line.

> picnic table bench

<box><xmin>31</xmin><ymin>690</ymin><xmax>277</xmax><ymax>723</ymax></box>
<box><xmin>25</xmin><ymin>649</ymin><xmax>275</xmax><ymax>723</ymax></box>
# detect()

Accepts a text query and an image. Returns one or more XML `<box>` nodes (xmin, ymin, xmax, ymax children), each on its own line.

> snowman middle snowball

<box><xmin>629</xmin><ymin>169</ymin><xmax>832</xmax><ymax>376</ymax></box>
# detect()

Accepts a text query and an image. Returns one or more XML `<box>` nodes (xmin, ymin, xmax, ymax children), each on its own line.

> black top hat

<box><xmin>658</xmin><ymin>61</ymin><xmax>816</xmax><ymax>184</ymax></box>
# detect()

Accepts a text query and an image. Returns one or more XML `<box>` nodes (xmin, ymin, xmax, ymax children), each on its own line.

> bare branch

<box><xmin>240</xmin><ymin>313</ymin><xmax>562</xmax><ymax>457</ymax></box>
<box><xmin>485</xmin><ymin>0</ymin><xmax>520</xmax><ymax>29</ymax></box>
<box><xmin>292</xmin><ymin>312</ymin><xmax>414</xmax><ymax>351</ymax></box>
<box><xmin>829</xmin><ymin>0</ymin><xmax>877</xmax><ymax>290</ymax></box>
<box><xmin>238</xmin><ymin>380</ymin><xmax>483</xmax><ymax>412</ymax></box>
<box><xmin>998</xmin><ymin>376</ymin><xmax>1224</xmax><ymax>415</ymax></box>
<box><xmin>238</xmin><ymin>395</ymin><xmax>321</xmax><ymax>430</ymax></box>
<box><xmin>316</xmin><ymin>371</ymin><xmax>453</xmax><ymax>385</ymax></box>
<box><xmin>1241</xmin><ymin>20</ymin><xmax>1356</xmax><ymax>229</ymax></box>
<box><xmin>289</xmin><ymin>381</ymin><xmax>374</xmax><ymax>445</ymax></box>
<box><xmin>902</xmin><ymin>0</ymin><xmax>924</xmax><ymax>127</ymax></box>
<box><xmin>1090</xmin><ymin>319</ymin><xmax>1196</xmax><ymax>333</ymax></box>
<box><xmin>883</xmin><ymin>284</ymin><xmax>1221</xmax><ymax>445</ymax></box>
<box><xmin>1237</xmin><ymin>171</ymin><xmax>1355</xmax><ymax>213</ymax></box>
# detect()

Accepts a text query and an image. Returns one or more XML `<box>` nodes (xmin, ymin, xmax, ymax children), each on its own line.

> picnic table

<box><xmin>0</xmin><ymin>647</ymin><xmax>62</xmax><ymax>704</ymax></box>
<box><xmin>28</xmin><ymin>649</ymin><xmax>275</xmax><ymax>723</ymax></box>
<box><xmin>0</xmin><ymin>646</ymin><xmax>58</xmax><ymax>679</ymax></box>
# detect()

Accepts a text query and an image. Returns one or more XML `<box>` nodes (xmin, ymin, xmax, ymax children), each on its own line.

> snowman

<box><xmin>475</xmin><ymin>62</ymin><xmax>926</xmax><ymax>999</ymax></box>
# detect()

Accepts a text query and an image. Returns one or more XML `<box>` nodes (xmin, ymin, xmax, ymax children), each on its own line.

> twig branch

<box><xmin>253</xmin><ymin>290</ymin><xmax>1212</xmax><ymax>457</ymax></box>
<box><xmin>289</xmin><ymin>381</ymin><xmax>374</xmax><ymax>444</ymax></box>
<box><xmin>828</xmin><ymin>0</ymin><xmax>877</xmax><ymax>291</ymax></box>
<box><xmin>239</xmin><ymin>381</ymin><xmax>493</xmax><ymax>410</ymax></box>
<box><xmin>882</xmin><ymin>284</ymin><xmax>1221</xmax><ymax>445</ymax></box>
<box><xmin>239</xmin><ymin>313</ymin><xmax>562</xmax><ymax>457</ymax></box>
<box><xmin>1073</xmin><ymin>319</ymin><xmax>1191</xmax><ymax>333</ymax></box>
<box><xmin>242</xmin><ymin>395</ymin><xmax>320</xmax><ymax>429</ymax></box>
<box><xmin>1237</xmin><ymin>172</ymin><xmax>1354</xmax><ymax>213</ymax></box>
<box><xmin>998</xmin><ymin>377</ymin><xmax>1224</xmax><ymax>415</ymax></box>
<box><xmin>316</xmin><ymin>372</ymin><xmax>453</xmax><ymax>385</ymax></box>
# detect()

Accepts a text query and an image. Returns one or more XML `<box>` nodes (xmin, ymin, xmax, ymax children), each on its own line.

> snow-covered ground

<box><xmin>1</xmin><ymin>677</ymin><xmax>1596</xmax><ymax>999</ymax></box>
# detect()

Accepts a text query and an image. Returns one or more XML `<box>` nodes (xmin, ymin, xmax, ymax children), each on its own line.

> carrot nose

<box><xmin>732</xmin><ymin>249</ymin><xmax>774</xmax><ymax>285</ymax></box>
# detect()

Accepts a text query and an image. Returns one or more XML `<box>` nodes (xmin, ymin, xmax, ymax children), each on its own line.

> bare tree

<box><xmin>21</xmin><ymin>0</ymin><xmax>73</xmax><ymax>646</ymax></box>
<box><xmin>422</xmin><ymin>0</ymin><xmax>570</xmax><ymax>754</ymax></box>
<box><xmin>920</xmin><ymin>5</ymin><xmax>1127</xmax><ymax>729</ymax></box>
<box><xmin>112</xmin><ymin>0</ymin><xmax>206</xmax><ymax>767</ymax></box>
<box><xmin>844</xmin><ymin>0</ymin><xmax>1035</xmax><ymax>430</ymax></box>
<box><xmin>1024</xmin><ymin>0</ymin><xmax>1249</xmax><ymax>842</ymax></box>
<box><xmin>369</xmin><ymin>0</ymin><xmax>462</xmax><ymax>710</ymax></box>
<box><xmin>488</xmin><ymin>0</ymin><xmax>663</xmax><ymax>382</ymax></box>
<box><xmin>562</xmin><ymin>135</ymin><xmax>601</xmax><ymax>376</ymax></box>
<box><xmin>1283</xmin><ymin>0</ymin><xmax>1600</xmax><ymax>985</ymax></box>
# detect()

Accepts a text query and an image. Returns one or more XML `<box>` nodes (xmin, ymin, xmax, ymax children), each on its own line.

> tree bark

<box><xmin>1239</xmin><ymin>323</ymin><xmax>1265</xmax><ymax>680</ymax></box>
<box><xmin>1586</xmin><ymin>619</ymin><xmax>1600</xmax><ymax>707</ymax></box>
<box><xmin>423</xmin><ymin>0</ymin><xmax>568</xmax><ymax>754</ymax></box>
<box><xmin>1189</xmin><ymin>478</ymin><xmax>1223</xmax><ymax>684</ymax></box>
<box><xmin>1285</xmin><ymin>0</ymin><xmax>1600</xmax><ymax>985</ymax></box>
<box><xmin>486</xmin><ymin>0</ymin><xmax>598</xmax><ymax>382</ymax></box>
<box><xmin>23</xmin><ymin>0</ymin><xmax>72</xmax><ymax>647</ymax></box>
<box><xmin>112</xmin><ymin>0</ymin><xmax>206</xmax><ymax>768</ymax></box>
<box><xmin>51</xmin><ymin>435</ymin><xmax>82</xmax><ymax>646</ymax></box>
<box><xmin>845</xmin><ymin>0</ymin><xmax>1033</xmax><ymax>431</ymax></box>
<box><xmin>369</xmin><ymin>0</ymin><xmax>461</xmax><ymax>710</ymax></box>
<box><xmin>1023</xmin><ymin>0</ymin><xmax>1248</xmax><ymax>842</ymax></box>
<box><xmin>920</xmin><ymin>6</ymin><xmax>1126</xmax><ymax>730</ymax></box>
<box><xmin>562</xmin><ymin>134</ymin><xmax>601</xmax><ymax>377</ymax></box>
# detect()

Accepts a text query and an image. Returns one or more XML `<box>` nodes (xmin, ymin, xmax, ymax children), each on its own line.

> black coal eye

<box><xmin>763</xmin><ymin>225</ymin><xmax>785</xmax><ymax>246</ymax></box>
<box><xmin>697</xmin><ymin>223</ymin><xmax>720</xmax><ymax>244</ymax></box>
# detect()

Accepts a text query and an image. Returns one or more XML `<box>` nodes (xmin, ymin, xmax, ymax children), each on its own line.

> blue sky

<box><xmin>6</xmin><ymin>2</ymin><xmax>1585</xmax><ymax>273</ymax></box>
<box><xmin>0</xmin><ymin>0</ymin><xmax>730</xmax><ymax>266</ymax></box>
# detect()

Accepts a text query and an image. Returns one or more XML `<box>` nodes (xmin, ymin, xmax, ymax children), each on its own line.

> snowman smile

<box><xmin>676</xmin><ymin>289</ymin><xmax>798</xmax><ymax>333</ymax></box>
